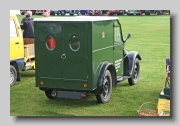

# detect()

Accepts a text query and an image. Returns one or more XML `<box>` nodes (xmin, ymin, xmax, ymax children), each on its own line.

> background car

<box><xmin>50</xmin><ymin>10</ymin><xmax>60</xmax><ymax>15</ymax></box>
<box><xmin>87</xmin><ymin>10</ymin><xmax>102</xmax><ymax>15</ymax></box>
<box><xmin>126</xmin><ymin>10</ymin><xmax>143</xmax><ymax>15</ymax></box>
<box><xmin>108</xmin><ymin>10</ymin><xmax>125</xmax><ymax>15</ymax></box>
<box><xmin>145</xmin><ymin>10</ymin><xmax>163</xmax><ymax>15</ymax></box>
<box><xmin>78</xmin><ymin>10</ymin><xmax>88</xmax><ymax>15</ymax></box>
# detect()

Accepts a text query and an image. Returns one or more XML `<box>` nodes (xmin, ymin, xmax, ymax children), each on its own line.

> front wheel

<box><xmin>128</xmin><ymin>58</ymin><xmax>140</xmax><ymax>85</ymax></box>
<box><xmin>10</xmin><ymin>65</ymin><xmax>17</xmax><ymax>86</ymax></box>
<box><xmin>96</xmin><ymin>70</ymin><xmax>112</xmax><ymax>103</ymax></box>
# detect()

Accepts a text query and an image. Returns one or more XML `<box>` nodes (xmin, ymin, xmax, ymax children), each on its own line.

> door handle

<box><xmin>61</xmin><ymin>53</ymin><xmax>66</xmax><ymax>59</ymax></box>
<box><xmin>15</xmin><ymin>42</ymin><xmax>19</xmax><ymax>45</ymax></box>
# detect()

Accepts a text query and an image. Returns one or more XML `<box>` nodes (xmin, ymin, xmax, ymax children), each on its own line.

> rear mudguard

<box><xmin>10</xmin><ymin>58</ymin><xmax>24</xmax><ymax>71</ymax></box>
<box><xmin>10</xmin><ymin>58</ymin><xmax>24</xmax><ymax>81</ymax></box>
<box><xmin>123</xmin><ymin>51</ymin><xmax>142</xmax><ymax>76</ymax></box>
<box><xmin>94</xmin><ymin>61</ymin><xmax>116</xmax><ymax>95</ymax></box>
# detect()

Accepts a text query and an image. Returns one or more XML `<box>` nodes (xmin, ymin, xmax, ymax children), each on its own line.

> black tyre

<box><xmin>10</xmin><ymin>65</ymin><xmax>17</xmax><ymax>86</ymax></box>
<box><xmin>128</xmin><ymin>58</ymin><xmax>140</xmax><ymax>85</ymax></box>
<box><xmin>96</xmin><ymin>70</ymin><xmax>112</xmax><ymax>103</ymax></box>
<box><xmin>45</xmin><ymin>90</ymin><xmax>55</xmax><ymax>99</ymax></box>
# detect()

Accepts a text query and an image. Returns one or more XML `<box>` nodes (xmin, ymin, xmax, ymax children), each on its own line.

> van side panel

<box><xmin>92</xmin><ymin>20</ymin><xmax>114</xmax><ymax>89</ymax></box>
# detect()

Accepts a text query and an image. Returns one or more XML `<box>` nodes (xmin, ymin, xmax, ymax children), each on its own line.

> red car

<box><xmin>108</xmin><ymin>10</ymin><xmax>125</xmax><ymax>15</ymax></box>
<box><xmin>20</xmin><ymin>10</ymin><xmax>36</xmax><ymax>15</ymax></box>
<box><xmin>87</xmin><ymin>10</ymin><xmax>102</xmax><ymax>15</ymax></box>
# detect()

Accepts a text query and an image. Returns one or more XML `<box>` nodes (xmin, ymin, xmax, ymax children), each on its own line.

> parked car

<box><xmin>108</xmin><ymin>10</ymin><xmax>125</xmax><ymax>15</ymax></box>
<box><xmin>35</xmin><ymin>10</ymin><xmax>47</xmax><ymax>15</ymax></box>
<box><xmin>20</xmin><ymin>10</ymin><xmax>36</xmax><ymax>15</ymax></box>
<box><xmin>50</xmin><ymin>10</ymin><xmax>60</xmax><ymax>15</ymax></box>
<box><xmin>126</xmin><ymin>10</ymin><xmax>143</xmax><ymax>15</ymax></box>
<box><xmin>78</xmin><ymin>10</ymin><xmax>88</xmax><ymax>15</ymax></box>
<box><xmin>87</xmin><ymin>10</ymin><xmax>102</xmax><ymax>15</ymax></box>
<box><xmin>145</xmin><ymin>10</ymin><xmax>163</xmax><ymax>15</ymax></box>
<box><xmin>162</xmin><ymin>10</ymin><xmax>170</xmax><ymax>15</ymax></box>
<box><xmin>58</xmin><ymin>10</ymin><xmax>70</xmax><ymax>16</ymax></box>
<box><xmin>69</xmin><ymin>10</ymin><xmax>80</xmax><ymax>16</ymax></box>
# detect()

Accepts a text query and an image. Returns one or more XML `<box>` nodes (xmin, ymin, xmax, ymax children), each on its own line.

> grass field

<box><xmin>10</xmin><ymin>14</ymin><xmax>170</xmax><ymax>116</ymax></box>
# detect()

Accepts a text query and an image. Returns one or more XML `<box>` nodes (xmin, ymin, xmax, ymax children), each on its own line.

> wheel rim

<box><xmin>133</xmin><ymin>63</ymin><xmax>139</xmax><ymax>81</ymax></box>
<box><xmin>102</xmin><ymin>77</ymin><xmax>110</xmax><ymax>99</ymax></box>
<box><xmin>10</xmin><ymin>69</ymin><xmax>15</xmax><ymax>84</ymax></box>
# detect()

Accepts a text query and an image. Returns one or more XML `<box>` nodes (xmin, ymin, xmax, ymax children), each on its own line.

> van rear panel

<box><xmin>34</xmin><ymin>21</ymin><xmax>90</xmax><ymax>91</ymax></box>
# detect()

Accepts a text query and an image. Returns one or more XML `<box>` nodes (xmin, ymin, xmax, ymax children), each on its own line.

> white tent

<box><xmin>10</xmin><ymin>10</ymin><xmax>21</xmax><ymax>15</ymax></box>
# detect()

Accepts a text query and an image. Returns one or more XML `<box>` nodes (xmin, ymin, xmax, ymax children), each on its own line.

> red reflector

<box><xmin>47</xmin><ymin>36</ymin><xmax>56</xmax><ymax>50</ymax></box>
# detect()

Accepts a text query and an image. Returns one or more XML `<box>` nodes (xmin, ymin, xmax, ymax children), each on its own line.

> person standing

<box><xmin>43</xmin><ymin>10</ymin><xmax>50</xmax><ymax>17</ymax></box>
<box><xmin>21</xmin><ymin>10</ymin><xmax>33</xmax><ymax>24</ymax></box>
<box><xmin>21</xmin><ymin>15</ymin><xmax>34</xmax><ymax>38</ymax></box>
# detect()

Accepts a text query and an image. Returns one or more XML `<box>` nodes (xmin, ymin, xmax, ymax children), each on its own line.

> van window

<box><xmin>10</xmin><ymin>19</ymin><xmax>17</xmax><ymax>38</ymax></box>
<box><xmin>114</xmin><ymin>21</ymin><xmax>121</xmax><ymax>42</ymax></box>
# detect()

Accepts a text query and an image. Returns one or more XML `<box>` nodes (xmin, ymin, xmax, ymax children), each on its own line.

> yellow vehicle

<box><xmin>10</xmin><ymin>13</ymin><xmax>35</xmax><ymax>86</ymax></box>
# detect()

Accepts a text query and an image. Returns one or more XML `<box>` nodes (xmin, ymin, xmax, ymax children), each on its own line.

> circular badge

<box><xmin>102</xmin><ymin>32</ymin><xmax>105</xmax><ymax>38</ymax></box>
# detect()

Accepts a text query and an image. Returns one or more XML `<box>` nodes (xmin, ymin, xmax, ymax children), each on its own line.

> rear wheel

<box><xmin>10</xmin><ymin>65</ymin><xmax>17</xmax><ymax>86</ymax></box>
<box><xmin>96</xmin><ymin>70</ymin><xmax>112</xmax><ymax>103</ymax></box>
<box><xmin>128</xmin><ymin>58</ymin><xmax>140</xmax><ymax>85</ymax></box>
<box><xmin>45</xmin><ymin>90</ymin><xmax>55</xmax><ymax>99</ymax></box>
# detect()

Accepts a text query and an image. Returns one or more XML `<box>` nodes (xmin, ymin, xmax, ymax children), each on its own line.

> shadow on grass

<box><xmin>34</xmin><ymin>111</ymin><xmax>76</xmax><ymax>116</ymax></box>
<box><xmin>116</xmin><ymin>82</ymin><xmax>131</xmax><ymax>87</ymax></box>
<box><xmin>20</xmin><ymin>70</ymin><xmax>35</xmax><ymax>77</ymax></box>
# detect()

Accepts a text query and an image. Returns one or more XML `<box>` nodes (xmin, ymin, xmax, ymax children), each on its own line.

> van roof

<box><xmin>34</xmin><ymin>16</ymin><xmax>119</xmax><ymax>22</ymax></box>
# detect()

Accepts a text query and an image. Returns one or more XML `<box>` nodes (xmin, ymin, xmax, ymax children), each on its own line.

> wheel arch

<box><xmin>123</xmin><ymin>51</ymin><xmax>141</xmax><ymax>76</ymax></box>
<box><xmin>10</xmin><ymin>61</ymin><xmax>19</xmax><ymax>72</ymax></box>
<box><xmin>94</xmin><ymin>61</ymin><xmax>116</xmax><ymax>95</ymax></box>
<box><xmin>10</xmin><ymin>58</ymin><xmax>24</xmax><ymax>81</ymax></box>
<box><xmin>10</xmin><ymin>58</ymin><xmax>24</xmax><ymax>71</ymax></box>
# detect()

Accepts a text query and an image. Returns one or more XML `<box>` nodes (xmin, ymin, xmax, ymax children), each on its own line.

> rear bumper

<box><xmin>52</xmin><ymin>90</ymin><xmax>86</xmax><ymax>99</ymax></box>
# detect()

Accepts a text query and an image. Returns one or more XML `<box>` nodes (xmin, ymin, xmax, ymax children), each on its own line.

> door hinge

<box><xmin>87</xmin><ymin>55</ymin><xmax>88</xmax><ymax>59</ymax></box>
<box><xmin>87</xmin><ymin>75</ymin><xmax>88</xmax><ymax>79</ymax></box>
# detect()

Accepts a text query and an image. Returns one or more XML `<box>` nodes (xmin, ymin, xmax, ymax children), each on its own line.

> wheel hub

<box><xmin>133</xmin><ymin>63</ymin><xmax>138</xmax><ymax>80</ymax></box>
<box><xmin>10</xmin><ymin>70</ymin><xmax>14</xmax><ymax>84</ymax></box>
<box><xmin>102</xmin><ymin>77</ymin><xmax>109</xmax><ymax>98</ymax></box>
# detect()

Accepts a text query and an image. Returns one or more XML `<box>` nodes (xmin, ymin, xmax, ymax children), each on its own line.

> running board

<box><xmin>117</xmin><ymin>76</ymin><xmax>130</xmax><ymax>82</ymax></box>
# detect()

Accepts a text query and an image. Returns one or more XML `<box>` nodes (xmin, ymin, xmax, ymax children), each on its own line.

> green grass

<box><xmin>10</xmin><ymin>14</ymin><xmax>170</xmax><ymax>116</ymax></box>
